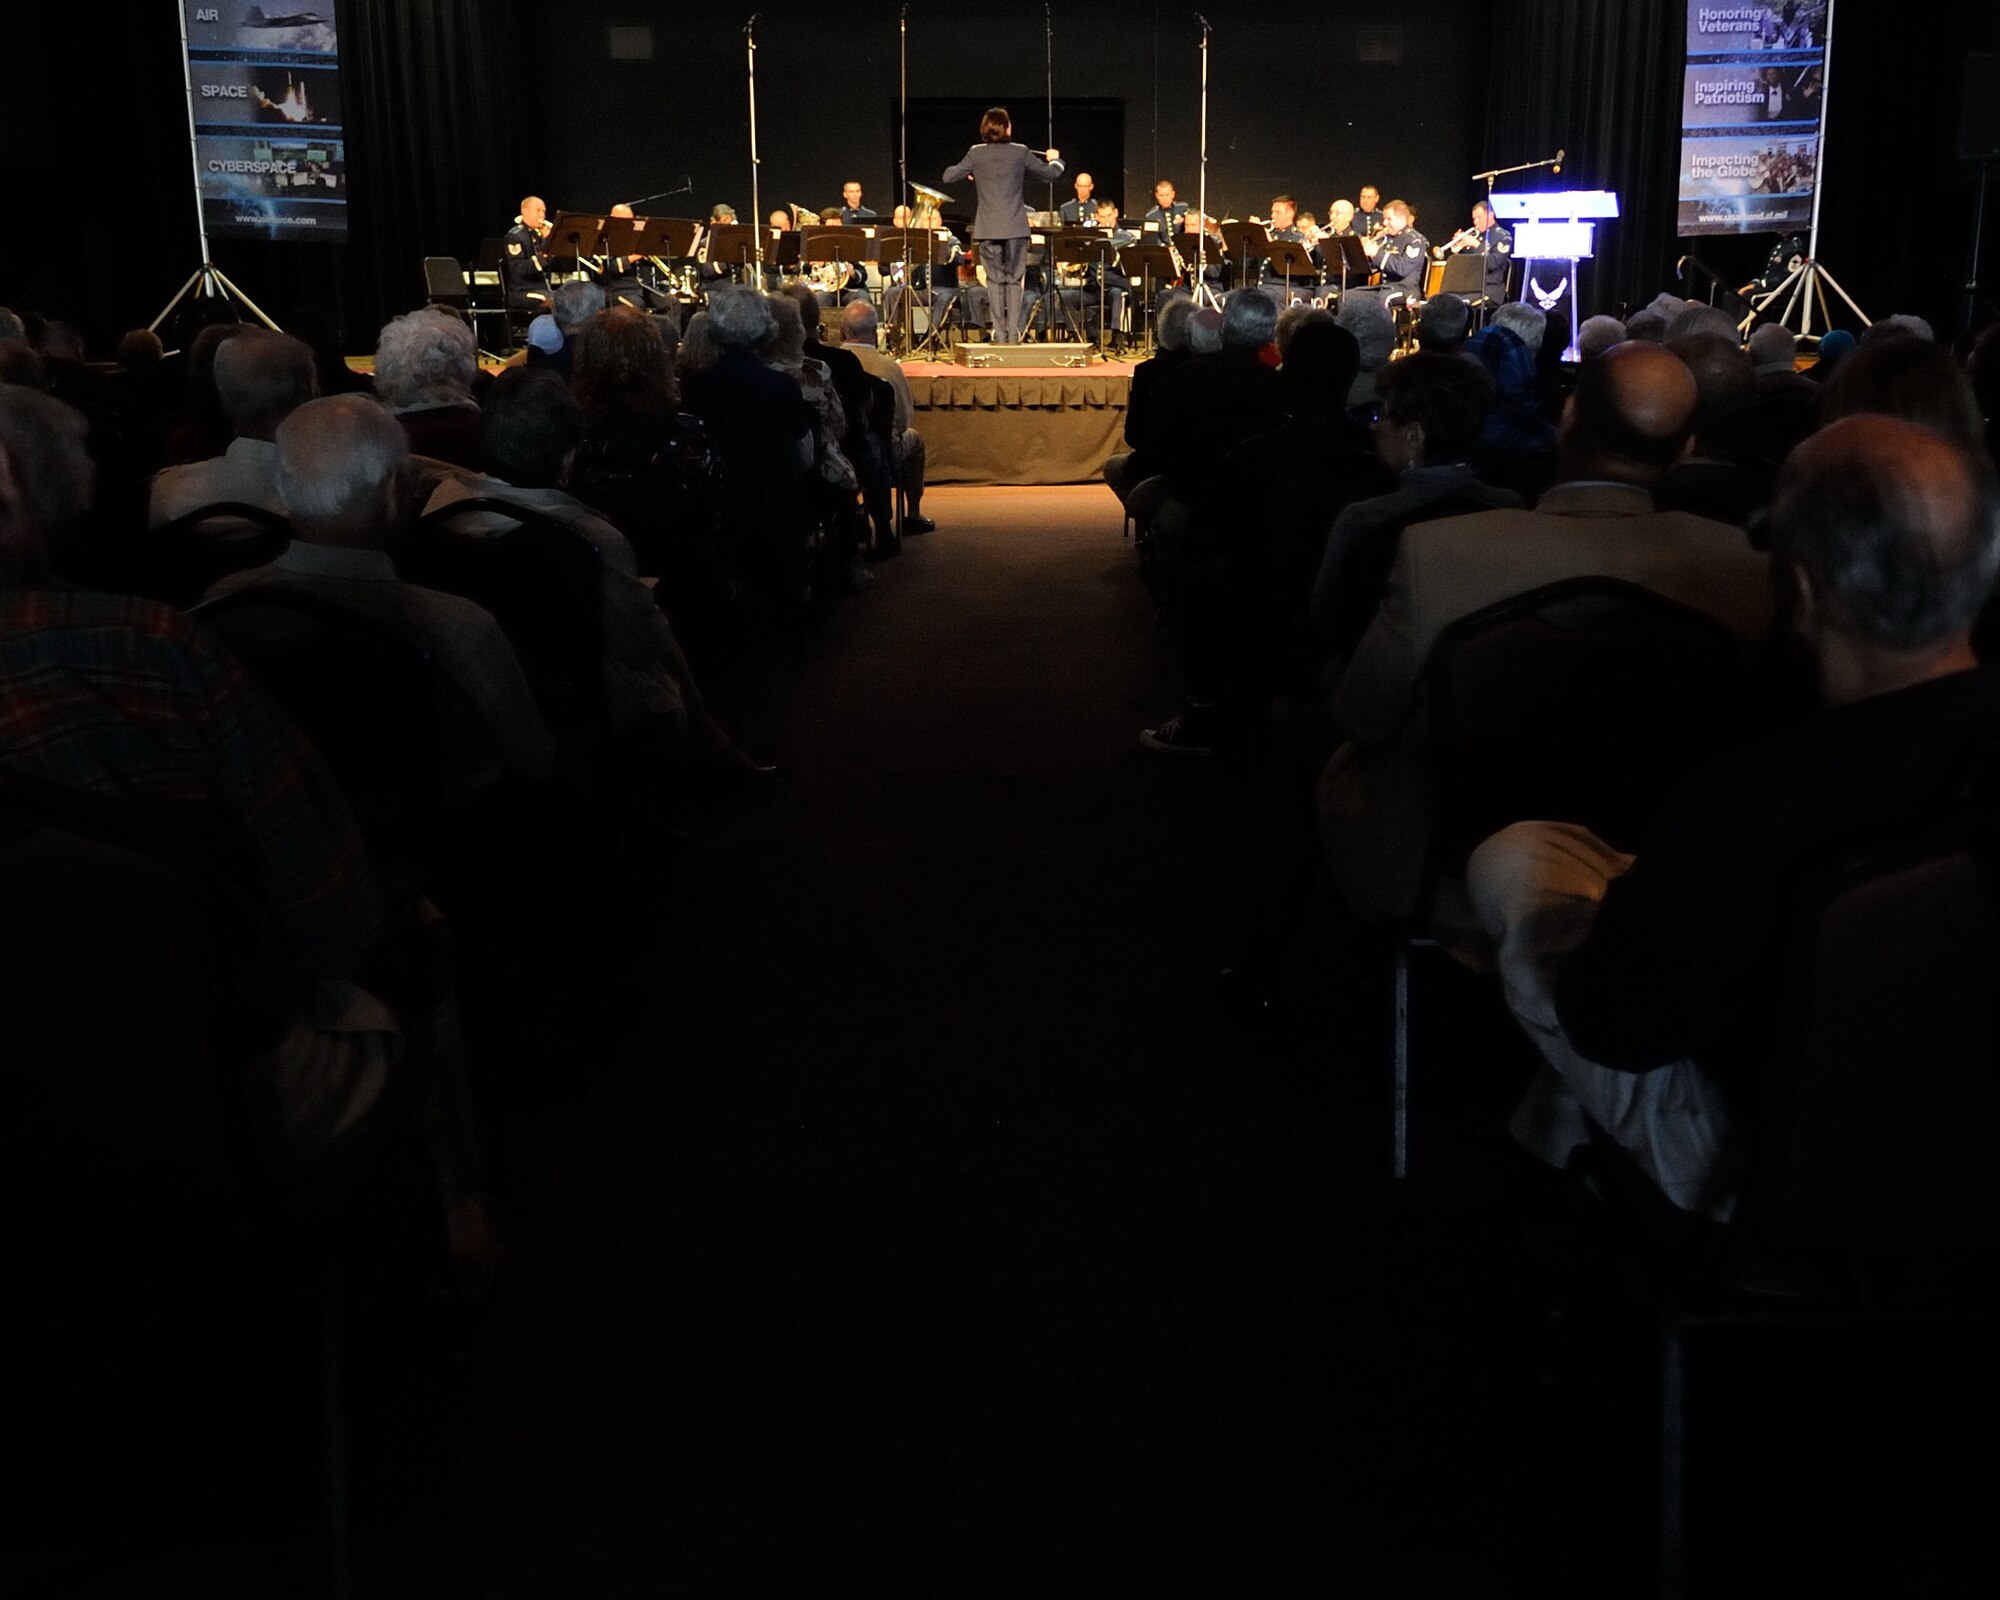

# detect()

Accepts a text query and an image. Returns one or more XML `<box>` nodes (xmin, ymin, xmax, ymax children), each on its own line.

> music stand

<box><xmin>1328</xmin><ymin>234</ymin><xmax>1373</xmax><ymax>298</ymax></box>
<box><xmin>701</xmin><ymin>224</ymin><xmax>762</xmax><ymax>285</ymax></box>
<box><xmin>871</xmin><ymin>229</ymin><xmax>932</xmax><ymax>357</ymax></box>
<box><xmin>1438</xmin><ymin>250</ymin><xmax>1488</xmax><ymax>299</ymax></box>
<box><xmin>799</xmin><ymin>225</ymin><xmax>869</xmax><ymax>297</ymax></box>
<box><xmin>549</xmin><ymin>212</ymin><xmax>606</xmax><ymax>278</ymax></box>
<box><xmin>1263</xmin><ymin>237</ymin><xmax>1321</xmax><ymax>303</ymax></box>
<box><xmin>1046</xmin><ymin>229</ymin><xmax>1112</xmax><ymax>349</ymax></box>
<box><xmin>1117</xmin><ymin>242</ymin><xmax>1175</xmax><ymax>355</ymax></box>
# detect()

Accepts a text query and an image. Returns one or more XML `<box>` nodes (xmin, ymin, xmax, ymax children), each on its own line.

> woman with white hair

<box><xmin>373</xmin><ymin>306</ymin><xmax>484</xmax><ymax>470</ymax></box>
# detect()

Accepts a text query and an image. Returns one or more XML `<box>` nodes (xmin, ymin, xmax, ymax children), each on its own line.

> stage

<box><xmin>900</xmin><ymin>360</ymin><xmax>1132</xmax><ymax>487</ymax></box>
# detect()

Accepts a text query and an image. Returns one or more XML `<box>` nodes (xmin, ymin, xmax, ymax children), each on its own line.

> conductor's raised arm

<box><xmin>943</xmin><ymin>150</ymin><xmax>974</xmax><ymax>184</ymax></box>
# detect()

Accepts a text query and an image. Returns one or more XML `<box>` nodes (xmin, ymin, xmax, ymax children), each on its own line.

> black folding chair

<box><xmin>195</xmin><ymin>587</ymin><xmax>450</xmax><ymax>893</ymax></box>
<box><xmin>405</xmin><ymin>497</ymin><xmax>609</xmax><ymax>737</ymax></box>
<box><xmin>1393</xmin><ymin>576</ymin><xmax>1754</xmax><ymax>1177</ymax></box>
<box><xmin>134</xmin><ymin>500</ymin><xmax>291</xmax><ymax>607</ymax></box>
<box><xmin>1645</xmin><ymin>798</ymin><xmax>2000</xmax><ymax>1596</ymax></box>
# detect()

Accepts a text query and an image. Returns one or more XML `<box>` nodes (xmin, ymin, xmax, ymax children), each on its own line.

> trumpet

<box><xmin>1441</xmin><ymin>225</ymin><xmax>1482</xmax><ymax>254</ymax></box>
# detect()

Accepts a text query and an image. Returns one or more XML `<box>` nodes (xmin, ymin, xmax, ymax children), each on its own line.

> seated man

<box><xmin>148</xmin><ymin>327</ymin><xmax>318</xmax><ymax>533</ymax></box>
<box><xmin>1103</xmin><ymin>293</ymin><xmax>1196</xmax><ymax>504</ymax></box>
<box><xmin>502</xmin><ymin>195</ymin><xmax>556</xmax><ymax>324</ymax></box>
<box><xmin>1</xmin><ymin>385</ymin><xmax>385</xmax><ymax>1169</ymax></box>
<box><xmin>1467</xmin><ymin>416</ymin><xmax>2000</xmax><ymax>1217</ymax></box>
<box><xmin>1358</xmin><ymin>200</ymin><xmax>1430</xmax><ymax>306</ymax></box>
<box><xmin>206</xmin><ymin>394</ymin><xmax>554</xmax><ymax>806</ymax></box>
<box><xmin>1318</xmin><ymin>342</ymin><xmax>1773</xmax><ymax>924</ymax></box>
<box><xmin>839</xmin><ymin>301</ymin><xmax>934</xmax><ymax>533</ymax></box>
<box><xmin>1310</xmin><ymin>351</ymin><xmax>1517</xmax><ymax>669</ymax></box>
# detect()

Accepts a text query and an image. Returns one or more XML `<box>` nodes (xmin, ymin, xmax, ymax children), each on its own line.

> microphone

<box><xmin>1552</xmin><ymin>148</ymin><xmax>1565</xmax><ymax>174</ymax></box>
<box><xmin>743</xmin><ymin>12</ymin><xmax>758</xmax><ymax>33</ymax></box>
<box><xmin>1195</xmin><ymin>12</ymin><xmax>1211</xmax><ymax>28</ymax></box>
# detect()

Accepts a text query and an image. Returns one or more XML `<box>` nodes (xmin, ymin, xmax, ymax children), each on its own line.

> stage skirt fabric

<box><xmin>900</xmin><ymin>364</ymin><xmax>1129</xmax><ymax>486</ymax></box>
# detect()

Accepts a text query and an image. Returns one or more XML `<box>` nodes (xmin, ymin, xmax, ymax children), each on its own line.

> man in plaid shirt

<box><xmin>0</xmin><ymin>385</ymin><xmax>389</xmax><ymax>1159</ymax></box>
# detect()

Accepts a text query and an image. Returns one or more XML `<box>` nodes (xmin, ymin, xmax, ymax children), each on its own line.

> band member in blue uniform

<box><xmin>1440</xmin><ymin>199</ymin><xmax>1514</xmax><ymax>304</ymax></box>
<box><xmin>837</xmin><ymin>182</ymin><xmax>876</xmax><ymax>226</ymax></box>
<box><xmin>503</xmin><ymin>194</ymin><xmax>555</xmax><ymax>315</ymax></box>
<box><xmin>1059</xmin><ymin>171</ymin><xmax>1098</xmax><ymax>225</ymax></box>
<box><xmin>942</xmin><ymin>106</ymin><xmax>1063</xmax><ymax>344</ymax></box>
<box><xmin>1361</xmin><ymin>199</ymin><xmax>1430</xmax><ymax>304</ymax></box>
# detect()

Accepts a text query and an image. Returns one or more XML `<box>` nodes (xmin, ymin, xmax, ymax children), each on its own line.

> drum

<box><xmin>1423</xmin><ymin>260</ymin><xmax>1446</xmax><ymax>298</ymax></box>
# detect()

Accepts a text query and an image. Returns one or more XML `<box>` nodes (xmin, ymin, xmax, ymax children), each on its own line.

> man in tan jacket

<box><xmin>1317</xmin><ymin>341</ymin><xmax>1773</xmax><ymax>924</ymax></box>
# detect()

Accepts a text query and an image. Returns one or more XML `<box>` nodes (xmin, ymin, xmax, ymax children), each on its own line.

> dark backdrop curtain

<box><xmin>339</xmin><ymin>0</ymin><xmax>524</xmax><ymax>340</ymax></box>
<box><xmin>1481</xmin><ymin>0</ymin><xmax>1682</xmax><ymax>317</ymax></box>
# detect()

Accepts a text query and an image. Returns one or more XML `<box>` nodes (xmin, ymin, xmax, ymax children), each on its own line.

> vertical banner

<box><xmin>181</xmin><ymin>3</ymin><xmax>348</xmax><ymax>242</ymax></box>
<box><xmin>1677</xmin><ymin>2</ymin><xmax>1828</xmax><ymax>236</ymax></box>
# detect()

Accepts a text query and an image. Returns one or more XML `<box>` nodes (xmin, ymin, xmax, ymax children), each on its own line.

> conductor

<box><xmin>942</xmin><ymin>106</ymin><xmax>1063</xmax><ymax>345</ymax></box>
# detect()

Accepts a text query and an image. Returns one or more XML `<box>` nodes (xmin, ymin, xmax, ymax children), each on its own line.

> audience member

<box><xmin>678</xmin><ymin>287</ymin><xmax>815</xmax><ymax>612</ymax></box>
<box><xmin>1861</xmin><ymin>313</ymin><xmax>1935</xmax><ymax>345</ymax></box>
<box><xmin>1335</xmin><ymin>294</ymin><xmax>1395</xmax><ymax>415</ymax></box>
<box><xmin>841</xmin><ymin>300</ymin><xmax>935</xmax><ymax>533</ymax></box>
<box><xmin>115</xmin><ymin>328</ymin><xmax>164</xmax><ymax>377</ymax></box>
<box><xmin>1310</xmin><ymin>352</ymin><xmax>1516</xmax><ymax>667</ymax></box>
<box><xmin>1624</xmin><ymin>307</ymin><xmax>1669</xmax><ymax>344</ymax></box>
<box><xmin>1417</xmin><ymin>294</ymin><xmax>1472</xmax><ymax>356</ymax></box>
<box><xmin>1664</xmin><ymin>303</ymin><xmax>1739</xmax><ymax>343</ymax></box>
<box><xmin>1656</xmin><ymin>333</ymin><xmax>1768</xmax><ymax>525</ymax></box>
<box><xmin>565</xmin><ymin>307</ymin><xmax>737</xmax><ymax>668</ymax></box>
<box><xmin>425</xmin><ymin>366</ymin><xmax>753</xmax><ymax>771</ymax></box>
<box><xmin>1317</xmin><ymin>342</ymin><xmax>1772</xmax><ymax>923</ymax></box>
<box><xmin>1464</xmin><ymin>306</ymin><xmax>1557</xmax><ymax>499</ymax></box>
<box><xmin>526</xmin><ymin>280</ymin><xmax>605</xmax><ymax>384</ymax></box>
<box><xmin>0</xmin><ymin>341</ymin><xmax>44</xmax><ymax>388</ymax></box>
<box><xmin>1466</xmin><ymin>416</ymin><xmax>2000</xmax><ymax>1216</ymax></box>
<box><xmin>1819</xmin><ymin>333</ymin><xmax>1986</xmax><ymax>455</ymax></box>
<box><xmin>1804</xmin><ymin>326</ymin><xmax>1856</xmax><ymax>384</ymax></box>
<box><xmin>1741</xmin><ymin>322</ymin><xmax>1817</xmax><ymax>470</ymax></box>
<box><xmin>205</xmin><ymin>394</ymin><xmax>553</xmax><ymax>803</ymax></box>
<box><xmin>0</xmin><ymin>384</ymin><xmax>396</xmax><ymax>1169</ymax></box>
<box><xmin>148</xmin><ymin>327</ymin><xmax>318</xmax><ymax>532</ymax></box>
<box><xmin>1275</xmin><ymin>302</ymin><xmax>1326</xmax><ymax>362</ymax></box>
<box><xmin>1149</xmin><ymin>290</ymin><xmax>1285</xmax><ymax>517</ymax></box>
<box><xmin>160</xmin><ymin>320</ymin><xmax>251</xmax><ymax>467</ymax></box>
<box><xmin>375</xmin><ymin>308</ymin><xmax>485</xmax><ymax>471</ymax></box>
<box><xmin>1576</xmin><ymin>315</ymin><xmax>1626</xmax><ymax>362</ymax></box>
<box><xmin>1106</xmin><ymin>293</ymin><xmax>1196</xmax><ymax>502</ymax></box>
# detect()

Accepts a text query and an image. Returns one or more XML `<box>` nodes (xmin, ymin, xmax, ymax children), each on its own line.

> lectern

<box><xmin>1489</xmin><ymin>190</ymin><xmax>1620</xmax><ymax>359</ymax></box>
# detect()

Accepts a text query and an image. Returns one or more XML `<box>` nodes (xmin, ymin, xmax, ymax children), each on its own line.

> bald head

<box><xmin>1773</xmin><ymin>415</ymin><xmax>2000</xmax><ymax>656</ymax></box>
<box><xmin>213</xmin><ymin>328</ymin><xmax>317</xmax><ymax>440</ymax></box>
<box><xmin>276</xmin><ymin>394</ymin><xmax>410</xmax><ymax>548</ymax></box>
<box><xmin>840</xmin><ymin>299</ymin><xmax>880</xmax><ymax>345</ymax></box>
<box><xmin>1560</xmin><ymin>341</ymin><xmax>1699</xmax><ymax>485</ymax></box>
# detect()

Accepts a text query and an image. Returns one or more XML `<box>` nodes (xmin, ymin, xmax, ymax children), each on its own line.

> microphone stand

<box><xmin>1469</xmin><ymin>150</ymin><xmax>1563</xmax><ymax>204</ymax></box>
<box><xmin>1193</xmin><ymin>14</ymin><xmax>1219</xmax><ymax>310</ymax></box>
<box><xmin>745</xmin><ymin>15</ymin><xmax>763</xmax><ymax>275</ymax></box>
<box><xmin>621</xmin><ymin>178</ymin><xmax>693</xmax><ymax>209</ymax></box>
<box><xmin>1042</xmin><ymin>2</ymin><xmax>1056</xmax><ymax>343</ymax></box>
<box><xmin>897</xmin><ymin>5</ymin><xmax>911</xmax><ymax>356</ymax></box>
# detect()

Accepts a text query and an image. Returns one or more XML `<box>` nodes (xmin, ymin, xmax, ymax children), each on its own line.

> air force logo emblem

<box><xmin>1405</xmin><ymin>243</ymin><xmax>1421</xmax><ymax>258</ymax></box>
<box><xmin>1530</xmin><ymin>275</ymin><xmax>1569</xmax><ymax>311</ymax></box>
<box><xmin>506</xmin><ymin>241</ymin><xmax>522</xmax><ymax>256</ymax></box>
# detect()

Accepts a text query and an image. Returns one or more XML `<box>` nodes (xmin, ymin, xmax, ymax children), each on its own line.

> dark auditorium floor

<box><xmin>38</xmin><ymin>487</ymin><xmax>1667</xmax><ymax>1596</ymax></box>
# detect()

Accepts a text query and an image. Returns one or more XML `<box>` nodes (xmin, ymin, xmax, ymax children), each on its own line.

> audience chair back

<box><xmin>1750</xmin><ymin>802</ymin><xmax>2000</xmax><ymax>1277</ymax></box>
<box><xmin>0</xmin><ymin>781</ymin><xmax>268</xmax><ymax>1307</ymax></box>
<box><xmin>1424</xmin><ymin>577</ymin><xmax>1751</xmax><ymax>891</ymax></box>
<box><xmin>136</xmin><ymin>501</ymin><xmax>292</xmax><ymax>607</ymax></box>
<box><xmin>406</xmin><ymin>498</ymin><xmax>608</xmax><ymax>736</ymax></box>
<box><xmin>194</xmin><ymin>588</ymin><xmax>449</xmax><ymax>887</ymax></box>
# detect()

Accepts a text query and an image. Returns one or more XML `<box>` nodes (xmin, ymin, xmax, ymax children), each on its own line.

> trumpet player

<box><xmin>503</xmin><ymin>194</ymin><xmax>555</xmax><ymax>315</ymax></box>
<box><xmin>1360</xmin><ymin>199</ymin><xmax>1429</xmax><ymax>304</ymax></box>
<box><xmin>1439</xmin><ymin>199</ymin><xmax>1514</xmax><ymax>304</ymax></box>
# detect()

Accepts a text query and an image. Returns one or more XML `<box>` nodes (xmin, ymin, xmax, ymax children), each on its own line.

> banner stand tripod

<box><xmin>152</xmin><ymin>0</ymin><xmax>278</xmax><ymax>335</ymax></box>
<box><xmin>1739</xmin><ymin>0</ymin><xmax>1869</xmax><ymax>343</ymax></box>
